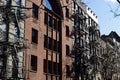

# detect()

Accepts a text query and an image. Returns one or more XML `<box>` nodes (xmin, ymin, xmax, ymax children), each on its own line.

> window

<box><xmin>32</xmin><ymin>3</ymin><xmax>39</xmax><ymax>19</ymax></box>
<box><xmin>44</xmin><ymin>12</ymin><xmax>60</xmax><ymax>31</ymax></box>
<box><xmin>48</xmin><ymin>60</ymin><xmax>52</xmax><ymax>73</ymax></box>
<box><xmin>58</xmin><ymin>41</ymin><xmax>61</xmax><ymax>53</ymax></box>
<box><xmin>43</xmin><ymin>59</ymin><xmax>47</xmax><ymax>73</ymax></box>
<box><xmin>66</xmin><ymin>26</ymin><xmax>69</xmax><ymax>37</ymax></box>
<box><xmin>31</xmin><ymin>55</ymin><xmax>37</xmax><ymax>71</ymax></box>
<box><xmin>53</xmin><ymin>62</ymin><xmax>57</xmax><ymax>74</ymax></box>
<box><xmin>66</xmin><ymin>7</ymin><xmax>69</xmax><ymax>18</ymax></box>
<box><xmin>32</xmin><ymin>28</ymin><xmax>38</xmax><ymax>44</ymax></box>
<box><xmin>53</xmin><ymin>18</ymin><xmax>57</xmax><ymax>30</ymax></box>
<box><xmin>44</xmin><ymin>35</ymin><xmax>60</xmax><ymax>52</ymax></box>
<box><xmin>44</xmin><ymin>35</ymin><xmax>47</xmax><ymax>48</ymax></box>
<box><xmin>48</xmin><ymin>15</ymin><xmax>52</xmax><ymax>27</ymax></box>
<box><xmin>58</xmin><ymin>20</ymin><xmax>61</xmax><ymax>31</ymax></box>
<box><xmin>53</xmin><ymin>40</ymin><xmax>57</xmax><ymax>51</ymax></box>
<box><xmin>44</xmin><ymin>12</ymin><xmax>48</xmax><ymax>25</ymax></box>
<box><xmin>58</xmin><ymin>63</ymin><xmax>60</xmax><ymax>75</ymax></box>
<box><xmin>66</xmin><ymin>45</ymin><xmax>70</xmax><ymax>56</ymax></box>
<box><xmin>48</xmin><ymin>37</ymin><xmax>52</xmax><ymax>49</ymax></box>
<box><xmin>43</xmin><ymin>59</ymin><xmax>60</xmax><ymax>75</ymax></box>
<box><xmin>66</xmin><ymin>65</ymin><xmax>70</xmax><ymax>77</ymax></box>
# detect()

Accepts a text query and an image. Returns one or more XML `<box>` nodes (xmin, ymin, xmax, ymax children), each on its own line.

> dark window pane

<box><xmin>31</xmin><ymin>55</ymin><xmax>37</xmax><ymax>71</ymax></box>
<box><xmin>53</xmin><ymin>62</ymin><xmax>57</xmax><ymax>74</ymax></box>
<box><xmin>32</xmin><ymin>3</ymin><xmax>39</xmax><ymax>19</ymax></box>
<box><xmin>53</xmin><ymin>40</ymin><xmax>57</xmax><ymax>51</ymax></box>
<box><xmin>66</xmin><ymin>26</ymin><xmax>69</xmax><ymax>37</ymax></box>
<box><xmin>44</xmin><ymin>35</ymin><xmax>47</xmax><ymax>48</ymax></box>
<box><xmin>66</xmin><ymin>45</ymin><xmax>70</xmax><ymax>56</ymax></box>
<box><xmin>32</xmin><ymin>28</ymin><xmax>38</xmax><ymax>44</ymax></box>
<box><xmin>58</xmin><ymin>20</ymin><xmax>61</xmax><ymax>31</ymax></box>
<box><xmin>58</xmin><ymin>41</ymin><xmax>61</xmax><ymax>53</ymax></box>
<box><xmin>53</xmin><ymin>18</ymin><xmax>57</xmax><ymax>30</ymax></box>
<box><xmin>48</xmin><ymin>37</ymin><xmax>52</xmax><ymax>50</ymax></box>
<box><xmin>44</xmin><ymin>12</ymin><xmax>48</xmax><ymax>25</ymax></box>
<box><xmin>48</xmin><ymin>60</ymin><xmax>52</xmax><ymax>73</ymax></box>
<box><xmin>48</xmin><ymin>15</ymin><xmax>52</xmax><ymax>27</ymax></box>
<box><xmin>66</xmin><ymin>65</ymin><xmax>70</xmax><ymax>77</ymax></box>
<box><xmin>43</xmin><ymin>59</ymin><xmax>47</xmax><ymax>73</ymax></box>
<box><xmin>58</xmin><ymin>63</ymin><xmax>60</xmax><ymax>75</ymax></box>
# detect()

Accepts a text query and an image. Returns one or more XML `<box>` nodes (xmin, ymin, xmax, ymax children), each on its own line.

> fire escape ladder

<box><xmin>11</xmin><ymin>45</ymin><xmax>19</xmax><ymax>79</ymax></box>
<box><xmin>12</xmin><ymin>9</ymin><xmax>26</xmax><ymax>79</ymax></box>
<box><xmin>0</xmin><ymin>0</ymin><xmax>27</xmax><ymax>79</ymax></box>
<box><xmin>13</xmin><ymin>44</ymin><xmax>25</xmax><ymax>80</ymax></box>
<box><xmin>70</xmin><ymin>8</ymin><xmax>90</xmax><ymax>80</ymax></box>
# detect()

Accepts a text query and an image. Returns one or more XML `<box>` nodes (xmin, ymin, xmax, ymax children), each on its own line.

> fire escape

<box><xmin>89</xmin><ymin>24</ymin><xmax>101</xmax><ymax>80</ymax></box>
<box><xmin>70</xmin><ymin>8</ymin><xmax>89</xmax><ymax>80</ymax></box>
<box><xmin>0</xmin><ymin>0</ymin><xmax>28</xmax><ymax>80</ymax></box>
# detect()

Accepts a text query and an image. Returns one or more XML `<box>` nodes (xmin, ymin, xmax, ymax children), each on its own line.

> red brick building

<box><xmin>25</xmin><ymin>0</ymin><xmax>73</xmax><ymax>80</ymax></box>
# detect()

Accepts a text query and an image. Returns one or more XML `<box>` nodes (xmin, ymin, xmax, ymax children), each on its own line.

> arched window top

<box><xmin>44</xmin><ymin>0</ymin><xmax>63</xmax><ymax>18</ymax></box>
<box><xmin>44</xmin><ymin>0</ymin><xmax>52</xmax><ymax>10</ymax></box>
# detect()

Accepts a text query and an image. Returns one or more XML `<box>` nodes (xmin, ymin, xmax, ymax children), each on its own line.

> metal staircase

<box><xmin>70</xmin><ymin>8</ymin><xmax>89</xmax><ymax>80</ymax></box>
<box><xmin>0</xmin><ymin>0</ymin><xmax>28</xmax><ymax>80</ymax></box>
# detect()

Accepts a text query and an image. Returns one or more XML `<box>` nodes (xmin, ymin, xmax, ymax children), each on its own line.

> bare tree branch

<box><xmin>117</xmin><ymin>0</ymin><xmax>120</xmax><ymax>4</ymax></box>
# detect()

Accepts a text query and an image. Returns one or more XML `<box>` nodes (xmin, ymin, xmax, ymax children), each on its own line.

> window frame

<box><xmin>43</xmin><ymin>59</ymin><xmax>47</xmax><ymax>73</ymax></box>
<box><xmin>66</xmin><ymin>25</ymin><xmax>69</xmax><ymax>37</ymax></box>
<box><xmin>32</xmin><ymin>28</ymin><xmax>38</xmax><ymax>44</ymax></box>
<box><xmin>66</xmin><ymin>65</ymin><xmax>70</xmax><ymax>77</ymax></box>
<box><xmin>32</xmin><ymin>3</ymin><xmax>39</xmax><ymax>19</ymax></box>
<box><xmin>30</xmin><ymin>55</ymin><xmax>38</xmax><ymax>71</ymax></box>
<box><xmin>66</xmin><ymin>45</ymin><xmax>70</xmax><ymax>56</ymax></box>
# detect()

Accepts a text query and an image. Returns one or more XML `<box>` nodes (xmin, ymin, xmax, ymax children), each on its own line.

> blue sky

<box><xmin>83</xmin><ymin>0</ymin><xmax>120</xmax><ymax>35</ymax></box>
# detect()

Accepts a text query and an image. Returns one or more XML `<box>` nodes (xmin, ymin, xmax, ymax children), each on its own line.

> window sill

<box><xmin>30</xmin><ymin>70</ymin><xmax>37</xmax><ymax>73</ymax></box>
<box><xmin>31</xmin><ymin>42</ymin><xmax>38</xmax><ymax>49</ymax></box>
<box><xmin>43</xmin><ymin>72</ymin><xmax>60</xmax><ymax>76</ymax></box>
<box><xmin>31</xmin><ymin>42</ymin><xmax>38</xmax><ymax>45</ymax></box>
<box><xmin>32</xmin><ymin>18</ymin><xmax>38</xmax><ymax>23</ymax></box>
<box><xmin>44</xmin><ymin>48</ymin><xmax>60</xmax><ymax>54</ymax></box>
